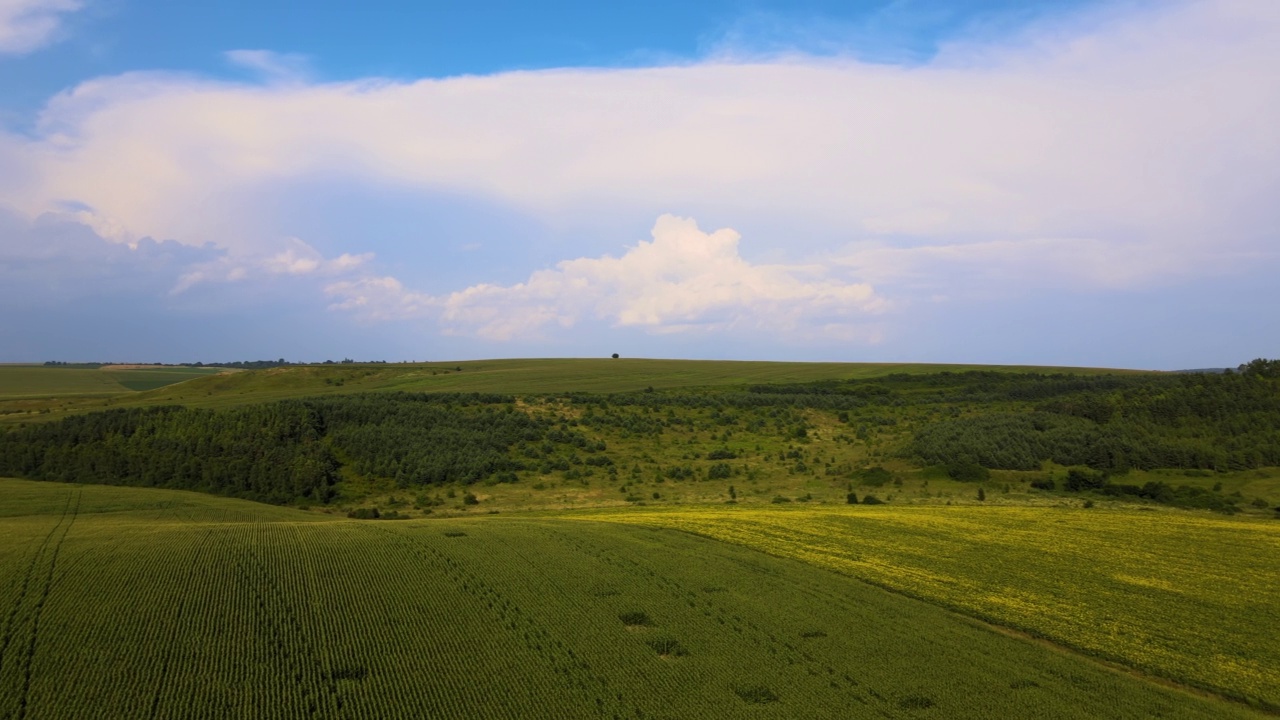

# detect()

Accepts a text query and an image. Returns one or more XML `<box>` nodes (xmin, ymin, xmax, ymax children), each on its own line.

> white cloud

<box><xmin>324</xmin><ymin>215</ymin><xmax>884</xmax><ymax>341</ymax></box>
<box><xmin>262</xmin><ymin>237</ymin><xmax>370</xmax><ymax>276</ymax></box>
<box><xmin>172</xmin><ymin>236</ymin><xmax>371</xmax><ymax>294</ymax></box>
<box><xmin>2</xmin><ymin>0</ymin><xmax>1274</xmax><ymax>277</ymax></box>
<box><xmin>0</xmin><ymin>0</ymin><xmax>82</xmax><ymax>54</ymax></box>
<box><xmin>0</xmin><ymin>0</ymin><xmax>1277</xmax><ymax>351</ymax></box>
<box><xmin>224</xmin><ymin>50</ymin><xmax>312</xmax><ymax>84</ymax></box>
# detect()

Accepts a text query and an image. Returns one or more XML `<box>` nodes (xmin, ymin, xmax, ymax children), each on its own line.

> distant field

<box><xmin>0</xmin><ymin>478</ymin><xmax>1255</xmax><ymax>719</ymax></box>
<box><xmin>0</xmin><ymin>358</ymin><xmax>1140</xmax><ymax>424</ymax></box>
<box><xmin>0</xmin><ymin>365</ymin><xmax>226</xmax><ymax>399</ymax></box>
<box><xmin>577</xmin><ymin>504</ymin><xmax>1280</xmax><ymax>710</ymax></box>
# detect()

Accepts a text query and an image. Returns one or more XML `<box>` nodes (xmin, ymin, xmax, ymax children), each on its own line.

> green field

<box><xmin>2</xmin><ymin>359</ymin><xmax>1277</xmax><ymax>718</ymax></box>
<box><xmin>0</xmin><ymin>365</ymin><xmax>227</xmax><ymax>400</ymax></box>
<box><xmin>577</xmin><ymin>504</ymin><xmax>1280</xmax><ymax>708</ymax></box>
<box><xmin>0</xmin><ymin>479</ymin><xmax>1261</xmax><ymax>719</ymax></box>
<box><xmin>0</xmin><ymin>358</ymin><xmax>1133</xmax><ymax>424</ymax></box>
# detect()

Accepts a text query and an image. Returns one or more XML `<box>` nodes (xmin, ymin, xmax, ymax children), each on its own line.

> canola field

<box><xmin>0</xmin><ymin>478</ymin><xmax>1259</xmax><ymax>719</ymax></box>
<box><xmin>576</xmin><ymin>504</ymin><xmax>1280</xmax><ymax>710</ymax></box>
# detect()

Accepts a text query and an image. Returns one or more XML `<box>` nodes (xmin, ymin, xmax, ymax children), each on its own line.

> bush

<box><xmin>733</xmin><ymin>686</ymin><xmax>779</xmax><ymax>704</ymax></box>
<box><xmin>463</xmin><ymin>492</ymin><xmax>479</xmax><ymax>505</ymax></box>
<box><xmin>947</xmin><ymin>461</ymin><xmax>990</xmax><ymax>483</ymax></box>
<box><xmin>347</xmin><ymin>507</ymin><xmax>380</xmax><ymax>519</ymax></box>
<box><xmin>856</xmin><ymin>466</ymin><xmax>893</xmax><ymax>487</ymax></box>
<box><xmin>1064</xmin><ymin>468</ymin><xmax>1109</xmax><ymax>492</ymax></box>
<box><xmin>618</xmin><ymin>611</ymin><xmax>651</xmax><ymax>626</ymax></box>
<box><xmin>707</xmin><ymin>462</ymin><xmax>732</xmax><ymax>480</ymax></box>
<box><xmin>846</xmin><ymin>492</ymin><xmax>858</xmax><ymax>504</ymax></box>
<box><xmin>1030</xmin><ymin>478</ymin><xmax>1056</xmax><ymax>491</ymax></box>
<box><xmin>861</xmin><ymin>494</ymin><xmax>885</xmax><ymax>505</ymax></box>
<box><xmin>707</xmin><ymin>448</ymin><xmax>737</xmax><ymax>460</ymax></box>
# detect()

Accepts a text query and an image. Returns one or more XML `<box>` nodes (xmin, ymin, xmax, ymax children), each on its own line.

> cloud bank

<box><xmin>1</xmin><ymin>0</ymin><xmax>1277</xmax><ymax>361</ymax></box>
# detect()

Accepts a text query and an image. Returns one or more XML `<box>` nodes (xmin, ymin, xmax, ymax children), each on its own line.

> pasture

<box><xmin>0</xmin><ymin>478</ymin><xmax>1258</xmax><ymax>719</ymax></box>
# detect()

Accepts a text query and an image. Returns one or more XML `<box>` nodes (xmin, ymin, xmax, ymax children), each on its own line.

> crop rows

<box><xmin>0</xmin><ymin>479</ymin><xmax>1265</xmax><ymax>719</ymax></box>
<box><xmin>577</xmin><ymin>505</ymin><xmax>1280</xmax><ymax>711</ymax></box>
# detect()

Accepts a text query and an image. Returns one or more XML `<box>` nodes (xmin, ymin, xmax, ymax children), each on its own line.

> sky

<box><xmin>0</xmin><ymin>0</ymin><xmax>1277</xmax><ymax>369</ymax></box>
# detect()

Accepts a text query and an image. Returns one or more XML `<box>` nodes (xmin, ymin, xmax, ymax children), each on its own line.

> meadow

<box><xmin>0</xmin><ymin>478</ymin><xmax>1262</xmax><ymax>719</ymax></box>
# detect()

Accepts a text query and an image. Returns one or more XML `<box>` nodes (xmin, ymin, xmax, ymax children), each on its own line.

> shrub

<box><xmin>861</xmin><ymin>494</ymin><xmax>885</xmax><ymax>505</ymax></box>
<box><xmin>846</xmin><ymin>492</ymin><xmax>858</xmax><ymax>504</ymax></box>
<box><xmin>707</xmin><ymin>448</ymin><xmax>737</xmax><ymax>460</ymax></box>
<box><xmin>618</xmin><ymin>611</ymin><xmax>651</xmax><ymax>626</ymax></box>
<box><xmin>947</xmin><ymin>461</ymin><xmax>990</xmax><ymax>483</ymax></box>
<box><xmin>1065</xmin><ymin>468</ymin><xmax>1109</xmax><ymax>492</ymax></box>
<box><xmin>346</xmin><ymin>507</ymin><xmax>379</xmax><ymax>519</ymax></box>
<box><xmin>733</xmin><ymin>685</ymin><xmax>779</xmax><ymax>704</ymax></box>
<box><xmin>463</xmin><ymin>492</ymin><xmax>479</xmax><ymax>505</ymax></box>
<box><xmin>856</xmin><ymin>466</ymin><xmax>893</xmax><ymax>487</ymax></box>
<box><xmin>1030</xmin><ymin>478</ymin><xmax>1056</xmax><ymax>491</ymax></box>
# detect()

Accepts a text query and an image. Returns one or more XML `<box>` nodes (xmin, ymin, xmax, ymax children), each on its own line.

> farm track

<box><xmin>0</xmin><ymin>490</ymin><xmax>79</xmax><ymax>720</ymax></box>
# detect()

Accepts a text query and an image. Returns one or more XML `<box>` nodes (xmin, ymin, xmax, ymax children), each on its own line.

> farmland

<box><xmin>0</xmin><ymin>478</ymin><xmax>1263</xmax><ymax>719</ymax></box>
<box><xmin>575</xmin><ymin>504</ymin><xmax>1280</xmax><ymax>709</ymax></box>
<box><xmin>1</xmin><ymin>358</ymin><xmax>1278</xmax><ymax>717</ymax></box>
<box><xmin>0</xmin><ymin>358</ymin><xmax>1127</xmax><ymax>425</ymax></box>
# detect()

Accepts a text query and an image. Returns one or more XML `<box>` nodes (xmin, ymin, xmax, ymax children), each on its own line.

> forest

<box><xmin>1</xmin><ymin>362</ymin><xmax>1277</xmax><ymax>509</ymax></box>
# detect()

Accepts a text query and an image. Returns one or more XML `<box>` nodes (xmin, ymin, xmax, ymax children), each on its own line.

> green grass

<box><xmin>0</xmin><ymin>478</ymin><xmax>1257</xmax><ymax>719</ymax></box>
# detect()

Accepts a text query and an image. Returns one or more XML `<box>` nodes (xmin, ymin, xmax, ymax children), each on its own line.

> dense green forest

<box><xmin>1</xmin><ymin>362</ymin><xmax>1277</xmax><ymax>508</ymax></box>
<box><xmin>0</xmin><ymin>393</ymin><xmax>591</xmax><ymax>504</ymax></box>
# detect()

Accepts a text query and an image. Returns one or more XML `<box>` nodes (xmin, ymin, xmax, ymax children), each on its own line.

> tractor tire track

<box><xmin>0</xmin><ymin>490</ymin><xmax>74</xmax><ymax>681</ymax></box>
<box><xmin>15</xmin><ymin>489</ymin><xmax>82</xmax><ymax>720</ymax></box>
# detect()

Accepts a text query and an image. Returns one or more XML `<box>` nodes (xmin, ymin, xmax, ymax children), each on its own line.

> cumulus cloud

<box><xmin>0</xmin><ymin>0</ymin><xmax>82</xmax><ymax>54</ymax></box>
<box><xmin>324</xmin><ymin>215</ymin><xmax>884</xmax><ymax>341</ymax></box>
<box><xmin>1</xmin><ymin>0</ymin><xmax>1274</xmax><ymax>279</ymax></box>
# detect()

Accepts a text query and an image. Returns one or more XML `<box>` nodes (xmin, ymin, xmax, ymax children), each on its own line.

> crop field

<box><xmin>576</xmin><ymin>504</ymin><xmax>1280</xmax><ymax>710</ymax></box>
<box><xmin>0</xmin><ymin>366</ymin><xmax>225</xmax><ymax>400</ymax></box>
<box><xmin>0</xmin><ymin>478</ymin><xmax>1258</xmax><ymax>719</ymax></box>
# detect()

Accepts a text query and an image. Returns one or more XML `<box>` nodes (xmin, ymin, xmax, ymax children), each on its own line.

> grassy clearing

<box><xmin>0</xmin><ymin>478</ymin><xmax>1257</xmax><ymax>719</ymax></box>
<box><xmin>574</xmin><ymin>503</ymin><xmax>1280</xmax><ymax>710</ymax></box>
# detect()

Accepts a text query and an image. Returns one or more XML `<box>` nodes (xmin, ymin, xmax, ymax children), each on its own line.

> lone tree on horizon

<box><xmin>611</xmin><ymin>353</ymin><xmax>619</xmax><ymax>359</ymax></box>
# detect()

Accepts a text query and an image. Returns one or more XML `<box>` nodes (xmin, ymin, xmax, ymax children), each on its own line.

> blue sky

<box><xmin>1</xmin><ymin>0</ymin><xmax>1277</xmax><ymax>368</ymax></box>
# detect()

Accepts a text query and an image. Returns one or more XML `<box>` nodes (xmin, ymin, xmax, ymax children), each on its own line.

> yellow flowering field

<box><xmin>573</xmin><ymin>504</ymin><xmax>1280</xmax><ymax>709</ymax></box>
